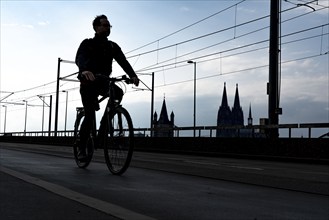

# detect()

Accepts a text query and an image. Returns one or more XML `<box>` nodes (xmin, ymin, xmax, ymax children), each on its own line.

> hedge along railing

<box><xmin>1</xmin><ymin>123</ymin><xmax>328</xmax><ymax>138</ymax></box>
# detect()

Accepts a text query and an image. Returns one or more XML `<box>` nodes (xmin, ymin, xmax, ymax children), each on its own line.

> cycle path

<box><xmin>0</xmin><ymin>166</ymin><xmax>154</xmax><ymax>220</ymax></box>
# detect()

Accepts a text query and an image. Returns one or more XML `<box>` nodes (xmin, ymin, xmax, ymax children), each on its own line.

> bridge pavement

<box><xmin>0</xmin><ymin>142</ymin><xmax>328</xmax><ymax>219</ymax></box>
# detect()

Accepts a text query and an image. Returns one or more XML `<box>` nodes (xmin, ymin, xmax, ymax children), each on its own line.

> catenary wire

<box><xmin>1</xmin><ymin>2</ymin><xmax>327</xmax><ymax>103</ymax></box>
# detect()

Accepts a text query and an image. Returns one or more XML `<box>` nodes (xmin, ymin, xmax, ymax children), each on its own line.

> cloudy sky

<box><xmin>1</xmin><ymin>0</ymin><xmax>328</xmax><ymax>137</ymax></box>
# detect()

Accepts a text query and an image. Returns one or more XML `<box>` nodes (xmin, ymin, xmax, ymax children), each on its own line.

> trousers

<box><xmin>79</xmin><ymin>76</ymin><xmax>123</xmax><ymax>150</ymax></box>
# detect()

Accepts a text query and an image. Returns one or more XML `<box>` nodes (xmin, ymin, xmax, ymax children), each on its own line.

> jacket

<box><xmin>75</xmin><ymin>34</ymin><xmax>137</xmax><ymax>80</ymax></box>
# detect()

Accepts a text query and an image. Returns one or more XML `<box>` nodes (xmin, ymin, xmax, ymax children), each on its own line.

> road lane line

<box><xmin>0</xmin><ymin>166</ymin><xmax>155</xmax><ymax>220</ymax></box>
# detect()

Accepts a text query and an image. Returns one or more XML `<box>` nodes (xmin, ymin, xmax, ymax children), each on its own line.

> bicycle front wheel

<box><xmin>104</xmin><ymin>106</ymin><xmax>134</xmax><ymax>175</ymax></box>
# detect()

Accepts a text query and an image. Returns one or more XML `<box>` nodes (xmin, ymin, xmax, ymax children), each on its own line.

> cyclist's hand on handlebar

<box><xmin>82</xmin><ymin>71</ymin><xmax>95</xmax><ymax>81</ymax></box>
<box><xmin>131</xmin><ymin>76</ymin><xmax>139</xmax><ymax>86</ymax></box>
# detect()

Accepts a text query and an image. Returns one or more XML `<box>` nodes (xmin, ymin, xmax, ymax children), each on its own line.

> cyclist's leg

<box><xmin>79</xmin><ymin>84</ymin><xmax>97</xmax><ymax>158</ymax></box>
<box><xmin>79</xmin><ymin>113</ymin><xmax>93</xmax><ymax>152</ymax></box>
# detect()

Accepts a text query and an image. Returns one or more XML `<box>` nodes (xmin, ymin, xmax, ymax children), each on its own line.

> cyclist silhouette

<box><xmin>75</xmin><ymin>14</ymin><xmax>139</xmax><ymax>160</ymax></box>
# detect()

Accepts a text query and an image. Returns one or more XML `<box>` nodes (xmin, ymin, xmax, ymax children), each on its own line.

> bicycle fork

<box><xmin>97</xmin><ymin>106</ymin><xmax>114</xmax><ymax>148</ymax></box>
<box><xmin>105</xmin><ymin>106</ymin><xmax>124</xmax><ymax>136</ymax></box>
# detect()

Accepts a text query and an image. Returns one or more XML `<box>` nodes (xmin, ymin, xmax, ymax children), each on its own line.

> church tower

<box><xmin>248</xmin><ymin>104</ymin><xmax>253</xmax><ymax>126</ymax></box>
<box><xmin>153</xmin><ymin>98</ymin><xmax>175</xmax><ymax>137</ymax></box>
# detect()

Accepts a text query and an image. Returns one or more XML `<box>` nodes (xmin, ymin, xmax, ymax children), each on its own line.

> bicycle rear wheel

<box><xmin>73</xmin><ymin>114</ymin><xmax>94</xmax><ymax>168</ymax></box>
<box><xmin>104</xmin><ymin>106</ymin><xmax>134</xmax><ymax>175</ymax></box>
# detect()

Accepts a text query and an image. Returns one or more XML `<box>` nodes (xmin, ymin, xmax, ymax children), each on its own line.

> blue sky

<box><xmin>1</xmin><ymin>0</ymin><xmax>328</xmax><ymax>137</ymax></box>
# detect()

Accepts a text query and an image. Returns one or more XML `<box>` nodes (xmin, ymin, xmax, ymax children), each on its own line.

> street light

<box><xmin>2</xmin><ymin>105</ymin><xmax>7</xmax><ymax>133</ymax></box>
<box><xmin>62</xmin><ymin>90</ymin><xmax>68</xmax><ymax>134</ymax></box>
<box><xmin>187</xmin><ymin>60</ymin><xmax>196</xmax><ymax>137</ymax></box>
<box><xmin>37</xmin><ymin>95</ymin><xmax>46</xmax><ymax>135</ymax></box>
<box><xmin>23</xmin><ymin>100</ymin><xmax>28</xmax><ymax>135</ymax></box>
<box><xmin>41</xmin><ymin>96</ymin><xmax>46</xmax><ymax>135</ymax></box>
<box><xmin>38</xmin><ymin>95</ymin><xmax>52</xmax><ymax>136</ymax></box>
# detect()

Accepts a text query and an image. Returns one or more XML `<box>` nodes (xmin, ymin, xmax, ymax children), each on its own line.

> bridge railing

<box><xmin>1</xmin><ymin>123</ymin><xmax>328</xmax><ymax>138</ymax></box>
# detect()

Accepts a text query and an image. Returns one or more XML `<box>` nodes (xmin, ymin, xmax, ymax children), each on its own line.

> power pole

<box><xmin>268</xmin><ymin>0</ymin><xmax>282</xmax><ymax>138</ymax></box>
<box><xmin>49</xmin><ymin>95</ymin><xmax>52</xmax><ymax>137</ymax></box>
<box><xmin>150</xmin><ymin>72</ymin><xmax>154</xmax><ymax>137</ymax></box>
<box><xmin>54</xmin><ymin>58</ymin><xmax>62</xmax><ymax>137</ymax></box>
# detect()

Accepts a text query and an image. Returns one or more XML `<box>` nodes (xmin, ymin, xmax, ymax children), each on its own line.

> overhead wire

<box><xmin>136</xmin><ymin>23</ymin><xmax>328</xmax><ymax>74</ymax></box>
<box><xmin>4</xmin><ymin>2</ymin><xmax>324</xmax><ymax>96</ymax></box>
<box><xmin>153</xmin><ymin>52</ymin><xmax>327</xmax><ymax>89</ymax></box>
<box><xmin>127</xmin><ymin>12</ymin><xmax>271</xmax><ymax>60</ymax></box>
<box><xmin>5</xmin><ymin>80</ymin><xmax>57</xmax><ymax>95</ymax></box>
<box><xmin>128</xmin><ymin>1</ymin><xmax>327</xmax><ymax>62</ymax></box>
<box><xmin>125</xmin><ymin>0</ymin><xmax>246</xmax><ymax>54</ymax></box>
<box><xmin>2</xmin><ymin>1</ymin><xmax>327</xmax><ymax>105</ymax></box>
<box><xmin>133</xmin><ymin>3</ymin><xmax>328</xmax><ymax>73</ymax></box>
<box><xmin>1</xmin><ymin>0</ymin><xmax>249</xmax><ymax>104</ymax></box>
<box><xmin>137</xmin><ymin>25</ymin><xmax>328</xmax><ymax>90</ymax></box>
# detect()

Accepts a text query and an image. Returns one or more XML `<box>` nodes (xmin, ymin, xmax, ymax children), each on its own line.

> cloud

<box><xmin>2</xmin><ymin>22</ymin><xmax>34</xmax><ymax>29</ymax></box>
<box><xmin>180</xmin><ymin>6</ymin><xmax>190</xmax><ymax>12</ymax></box>
<box><xmin>280</xmin><ymin>98</ymin><xmax>328</xmax><ymax>124</ymax></box>
<box><xmin>2</xmin><ymin>23</ymin><xmax>19</xmax><ymax>27</ymax></box>
<box><xmin>21</xmin><ymin>24</ymin><xmax>34</xmax><ymax>29</ymax></box>
<box><xmin>238</xmin><ymin>7</ymin><xmax>256</xmax><ymax>14</ymax></box>
<box><xmin>38</xmin><ymin>21</ymin><xmax>50</xmax><ymax>26</ymax></box>
<box><xmin>1</xmin><ymin>0</ymin><xmax>327</xmax><ymax>137</ymax></box>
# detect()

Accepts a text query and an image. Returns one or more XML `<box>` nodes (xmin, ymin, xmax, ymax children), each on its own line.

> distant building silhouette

<box><xmin>247</xmin><ymin>104</ymin><xmax>253</xmax><ymax>126</ymax></box>
<box><xmin>231</xmin><ymin>84</ymin><xmax>244</xmax><ymax>126</ymax></box>
<box><xmin>216</xmin><ymin>83</ymin><xmax>250</xmax><ymax>137</ymax></box>
<box><xmin>152</xmin><ymin>98</ymin><xmax>175</xmax><ymax>137</ymax></box>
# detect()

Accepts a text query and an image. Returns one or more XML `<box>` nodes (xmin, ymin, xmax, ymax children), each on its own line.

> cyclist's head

<box><xmin>93</xmin><ymin>15</ymin><xmax>112</xmax><ymax>37</ymax></box>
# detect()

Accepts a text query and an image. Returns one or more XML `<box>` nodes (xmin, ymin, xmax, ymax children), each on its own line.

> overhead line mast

<box><xmin>268</xmin><ymin>0</ymin><xmax>282</xmax><ymax>138</ymax></box>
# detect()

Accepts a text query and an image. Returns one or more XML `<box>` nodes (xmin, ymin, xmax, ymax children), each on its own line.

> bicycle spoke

<box><xmin>104</xmin><ymin>107</ymin><xmax>134</xmax><ymax>175</ymax></box>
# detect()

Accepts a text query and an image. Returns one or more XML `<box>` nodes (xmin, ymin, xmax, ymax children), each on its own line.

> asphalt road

<box><xmin>1</xmin><ymin>142</ymin><xmax>328</xmax><ymax>219</ymax></box>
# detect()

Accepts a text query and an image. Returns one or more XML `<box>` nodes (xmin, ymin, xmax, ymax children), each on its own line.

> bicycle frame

<box><xmin>87</xmin><ymin>75</ymin><xmax>131</xmax><ymax>149</ymax></box>
<box><xmin>73</xmin><ymin>75</ymin><xmax>134</xmax><ymax>174</ymax></box>
<box><xmin>97</xmin><ymin>80</ymin><xmax>121</xmax><ymax>143</ymax></box>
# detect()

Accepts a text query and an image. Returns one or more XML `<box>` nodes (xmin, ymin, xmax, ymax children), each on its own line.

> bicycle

<box><xmin>73</xmin><ymin>75</ymin><xmax>134</xmax><ymax>175</ymax></box>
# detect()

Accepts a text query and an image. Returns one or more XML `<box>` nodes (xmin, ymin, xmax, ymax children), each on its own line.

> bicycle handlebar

<box><xmin>113</xmin><ymin>75</ymin><xmax>133</xmax><ymax>84</ymax></box>
<box><xmin>95</xmin><ymin>74</ymin><xmax>133</xmax><ymax>85</ymax></box>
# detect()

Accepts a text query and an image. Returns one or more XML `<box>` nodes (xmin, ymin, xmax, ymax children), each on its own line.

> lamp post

<box><xmin>41</xmin><ymin>96</ymin><xmax>45</xmax><ymax>135</ymax></box>
<box><xmin>23</xmin><ymin>100</ymin><xmax>28</xmax><ymax>135</ymax></box>
<box><xmin>49</xmin><ymin>95</ymin><xmax>52</xmax><ymax>137</ymax></box>
<box><xmin>187</xmin><ymin>60</ymin><xmax>196</xmax><ymax>137</ymax></box>
<box><xmin>38</xmin><ymin>95</ymin><xmax>52</xmax><ymax>136</ymax></box>
<box><xmin>2</xmin><ymin>105</ymin><xmax>7</xmax><ymax>133</ymax></box>
<box><xmin>62</xmin><ymin>90</ymin><xmax>68</xmax><ymax>134</ymax></box>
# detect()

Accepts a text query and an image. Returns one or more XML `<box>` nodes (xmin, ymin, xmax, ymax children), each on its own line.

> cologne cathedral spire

<box><xmin>217</xmin><ymin>82</ymin><xmax>232</xmax><ymax>126</ymax></box>
<box><xmin>231</xmin><ymin>84</ymin><xmax>244</xmax><ymax>125</ymax></box>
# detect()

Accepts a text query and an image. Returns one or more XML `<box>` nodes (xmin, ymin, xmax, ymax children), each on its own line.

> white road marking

<box><xmin>1</xmin><ymin>166</ymin><xmax>155</xmax><ymax>220</ymax></box>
